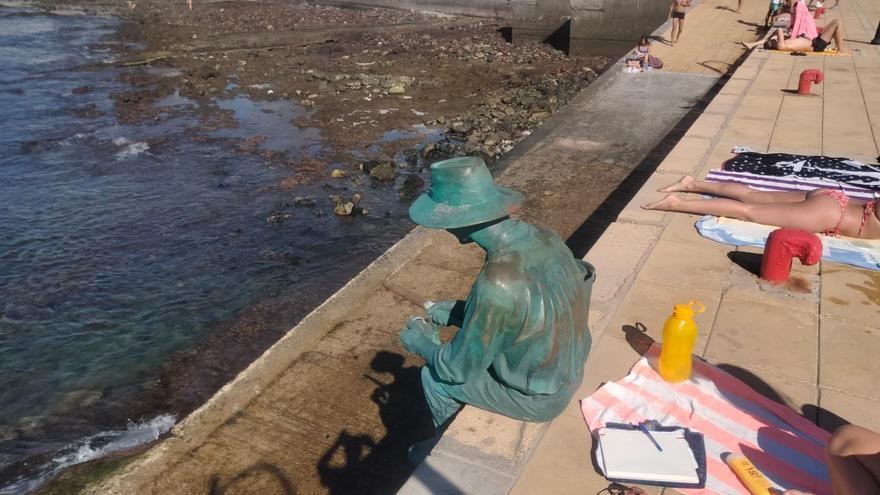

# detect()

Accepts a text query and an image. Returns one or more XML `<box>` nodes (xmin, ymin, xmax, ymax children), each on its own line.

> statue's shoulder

<box><xmin>479</xmin><ymin>253</ymin><xmax>527</xmax><ymax>298</ymax></box>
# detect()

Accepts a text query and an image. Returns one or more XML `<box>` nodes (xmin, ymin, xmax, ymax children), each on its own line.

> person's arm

<box><xmin>668</xmin><ymin>0</ymin><xmax>675</xmax><ymax>18</ymax></box>
<box><xmin>426</xmin><ymin>279</ymin><xmax>521</xmax><ymax>384</ymax></box>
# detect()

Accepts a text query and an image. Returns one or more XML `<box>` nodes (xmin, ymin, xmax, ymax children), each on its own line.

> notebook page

<box><xmin>598</xmin><ymin>428</ymin><xmax>699</xmax><ymax>483</ymax></box>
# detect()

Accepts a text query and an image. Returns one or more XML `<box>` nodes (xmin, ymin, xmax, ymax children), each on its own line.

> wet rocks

<box><xmin>399</xmin><ymin>174</ymin><xmax>425</xmax><ymax>202</ymax></box>
<box><xmin>306</xmin><ymin>70</ymin><xmax>415</xmax><ymax>96</ymax></box>
<box><xmin>266</xmin><ymin>208</ymin><xmax>294</xmax><ymax>224</ymax></box>
<box><xmin>359</xmin><ymin>156</ymin><xmax>397</xmax><ymax>181</ymax></box>
<box><xmin>294</xmin><ymin>196</ymin><xmax>316</xmax><ymax>207</ymax></box>
<box><xmin>72</xmin><ymin>104</ymin><xmax>104</xmax><ymax>118</ymax></box>
<box><xmin>280</xmin><ymin>174</ymin><xmax>309</xmax><ymax>189</ymax></box>
<box><xmin>369</xmin><ymin>161</ymin><xmax>395</xmax><ymax>181</ymax></box>
<box><xmin>331</xmin><ymin>193</ymin><xmax>366</xmax><ymax>216</ymax></box>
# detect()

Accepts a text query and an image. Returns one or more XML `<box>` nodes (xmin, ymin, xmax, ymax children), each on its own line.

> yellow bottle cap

<box><xmin>673</xmin><ymin>300</ymin><xmax>706</xmax><ymax>319</ymax></box>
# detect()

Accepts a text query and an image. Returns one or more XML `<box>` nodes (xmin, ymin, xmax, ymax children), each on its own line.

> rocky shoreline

<box><xmin>95</xmin><ymin>0</ymin><xmax>611</xmax><ymax>421</ymax></box>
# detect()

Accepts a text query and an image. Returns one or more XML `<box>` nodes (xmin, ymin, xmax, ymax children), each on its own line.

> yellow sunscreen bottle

<box><xmin>658</xmin><ymin>300</ymin><xmax>705</xmax><ymax>382</ymax></box>
<box><xmin>725</xmin><ymin>453</ymin><xmax>776</xmax><ymax>495</ymax></box>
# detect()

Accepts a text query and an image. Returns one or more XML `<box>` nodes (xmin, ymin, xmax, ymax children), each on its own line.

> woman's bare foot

<box><xmin>642</xmin><ymin>194</ymin><xmax>681</xmax><ymax>210</ymax></box>
<box><xmin>658</xmin><ymin>175</ymin><xmax>695</xmax><ymax>193</ymax></box>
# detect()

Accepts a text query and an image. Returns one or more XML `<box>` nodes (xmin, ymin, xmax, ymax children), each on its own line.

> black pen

<box><xmin>637</xmin><ymin>422</ymin><xmax>663</xmax><ymax>451</ymax></box>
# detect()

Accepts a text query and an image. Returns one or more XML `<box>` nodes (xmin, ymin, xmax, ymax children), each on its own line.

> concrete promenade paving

<box><xmin>509</xmin><ymin>0</ymin><xmax>880</xmax><ymax>493</ymax></box>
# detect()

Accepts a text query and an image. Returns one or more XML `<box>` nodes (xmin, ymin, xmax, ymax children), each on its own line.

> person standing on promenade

<box><xmin>398</xmin><ymin>157</ymin><xmax>595</xmax><ymax>461</ymax></box>
<box><xmin>669</xmin><ymin>0</ymin><xmax>691</xmax><ymax>46</ymax></box>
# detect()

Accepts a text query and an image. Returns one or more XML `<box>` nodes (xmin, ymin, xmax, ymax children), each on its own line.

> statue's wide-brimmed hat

<box><xmin>409</xmin><ymin>156</ymin><xmax>523</xmax><ymax>229</ymax></box>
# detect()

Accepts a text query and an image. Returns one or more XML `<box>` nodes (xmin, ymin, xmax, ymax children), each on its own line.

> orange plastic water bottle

<box><xmin>658</xmin><ymin>300</ymin><xmax>705</xmax><ymax>383</ymax></box>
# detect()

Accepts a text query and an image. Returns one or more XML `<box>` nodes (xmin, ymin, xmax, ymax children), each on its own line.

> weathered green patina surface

<box><xmin>401</xmin><ymin>156</ymin><xmax>595</xmax><ymax>427</ymax></box>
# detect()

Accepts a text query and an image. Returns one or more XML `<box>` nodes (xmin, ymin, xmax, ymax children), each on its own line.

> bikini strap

<box><xmin>858</xmin><ymin>201</ymin><xmax>876</xmax><ymax>238</ymax></box>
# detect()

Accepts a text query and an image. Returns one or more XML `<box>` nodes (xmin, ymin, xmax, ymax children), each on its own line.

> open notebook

<box><xmin>598</xmin><ymin>427</ymin><xmax>700</xmax><ymax>484</ymax></box>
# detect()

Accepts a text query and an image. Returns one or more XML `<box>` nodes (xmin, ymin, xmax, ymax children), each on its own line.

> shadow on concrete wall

<box><xmin>316</xmin><ymin>351</ymin><xmax>434</xmax><ymax>494</ymax></box>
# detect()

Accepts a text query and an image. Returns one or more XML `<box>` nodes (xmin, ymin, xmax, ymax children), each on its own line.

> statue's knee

<box><xmin>420</xmin><ymin>365</ymin><xmax>434</xmax><ymax>387</ymax></box>
<box><xmin>420</xmin><ymin>366</ymin><xmax>445</xmax><ymax>394</ymax></box>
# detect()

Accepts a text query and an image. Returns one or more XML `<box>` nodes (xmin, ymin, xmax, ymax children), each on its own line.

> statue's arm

<box><xmin>427</xmin><ymin>280</ymin><xmax>520</xmax><ymax>384</ymax></box>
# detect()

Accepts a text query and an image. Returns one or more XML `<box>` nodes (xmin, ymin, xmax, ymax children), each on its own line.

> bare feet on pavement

<box><xmin>657</xmin><ymin>174</ymin><xmax>695</xmax><ymax>193</ymax></box>
<box><xmin>641</xmin><ymin>194</ymin><xmax>680</xmax><ymax>210</ymax></box>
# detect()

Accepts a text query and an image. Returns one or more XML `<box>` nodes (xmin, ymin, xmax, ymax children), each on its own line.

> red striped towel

<box><xmin>581</xmin><ymin>345</ymin><xmax>831</xmax><ymax>494</ymax></box>
<box><xmin>705</xmin><ymin>169</ymin><xmax>876</xmax><ymax>201</ymax></box>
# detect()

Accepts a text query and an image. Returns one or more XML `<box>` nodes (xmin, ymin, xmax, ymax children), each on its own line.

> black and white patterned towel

<box><xmin>723</xmin><ymin>152</ymin><xmax>880</xmax><ymax>192</ymax></box>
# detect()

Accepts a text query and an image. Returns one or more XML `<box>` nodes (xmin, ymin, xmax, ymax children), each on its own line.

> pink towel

<box><xmin>789</xmin><ymin>0</ymin><xmax>818</xmax><ymax>39</ymax></box>
<box><xmin>581</xmin><ymin>345</ymin><xmax>832</xmax><ymax>494</ymax></box>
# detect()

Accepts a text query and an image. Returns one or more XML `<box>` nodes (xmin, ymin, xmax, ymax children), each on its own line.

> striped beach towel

<box><xmin>581</xmin><ymin>345</ymin><xmax>832</xmax><ymax>495</ymax></box>
<box><xmin>705</xmin><ymin>169</ymin><xmax>877</xmax><ymax>201</ymax></box>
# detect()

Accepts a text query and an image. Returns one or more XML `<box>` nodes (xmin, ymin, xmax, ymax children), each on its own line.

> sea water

<box><xmin>0</xmin><ymin>7</ymin><xmax>423</xmax><ymax>491</ymax></box>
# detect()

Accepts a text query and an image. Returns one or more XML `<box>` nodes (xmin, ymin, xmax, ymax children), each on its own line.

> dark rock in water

<box><xmin>419</xmin><ymin>142</ymin><xmax>437</xmax><ymax>159</ymax></box>
<box><xmin>294</xmin><ymin>197</ymin><xmax>316</xmax><ymax>207</ymax></box>
<box><xmin>398</xmin><ymin>174</ymin><xmax>425</xmax><ymax>202</ymax></box>
<box><xmin>331</xmin><ymin>193</ymin><xmax>367</xmax><ymax>216</ymax></box>
<box><xmin>266</xmin><ymin>210</ymin><xmax>294</xmax><ymax>224</ymax></box>
<box><xmin>369</xmin><ymin>162</ymin><xmax>395</xmax><ymax>181</ymax></box>
<box><xmin>403</xmin><ymin>148</ymin><xmax>419</xmax><ymax>166</ymax></box>
<box><xmin>72</xmin><ymin>85</ymin><xmax>92</xmax><ymax>94</ymax></box>
<box><xmin>72</xmin><ymin>104</ymin><xmax>104</xmax><ymax>118</ymax></box>
<box><xmin>361</xmin><ymin>154</ymin><xmax>394</xmax><ymax>175</ymax></box>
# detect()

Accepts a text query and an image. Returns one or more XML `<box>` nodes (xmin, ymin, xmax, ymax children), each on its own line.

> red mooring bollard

<box><xmin>798</xmin><ymin>69</ymin><xmax>824</xmax><ymax>95</ymax></box>
<box><xmin>760</xmin><ymin>228</ymin><xmax>822</xmax><ymax>284</ymax></box>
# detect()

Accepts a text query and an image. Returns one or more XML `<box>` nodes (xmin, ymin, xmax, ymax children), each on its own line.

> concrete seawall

<box><xmin>317</xmin><ymin>0</ymin><xmax>668</xmax><ymax>56</ymax></box>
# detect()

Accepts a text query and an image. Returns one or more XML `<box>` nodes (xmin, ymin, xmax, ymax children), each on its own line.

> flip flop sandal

<box><xmin>604</xmin><ymin>483</ymin><xmax>648</xmax><ymax>495</ymax></box>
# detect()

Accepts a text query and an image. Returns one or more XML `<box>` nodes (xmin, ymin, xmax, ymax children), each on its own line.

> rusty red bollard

<box><xmin>798</xmin><ymin>69</ymin><xmax>824</xmax><ymax>95</ymax></box>
<box><xmin>814</xmin><ymin>6</ymin><xmax>824</xmax><ymax>18</ymax></box>
<box><xmin>760</xmin><ymin>228</ymin><xmax>822</xmax><ymax>283</ymax></box>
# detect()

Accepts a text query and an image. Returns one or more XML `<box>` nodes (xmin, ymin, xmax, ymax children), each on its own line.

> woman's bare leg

<box><xmin>825</xmin><ymin>425</ymin><xmax>880</xmax><ymax>495</ymax></box>
<box><xmin>658</xmin><ymin>175</ymin><xmax>807</xmax><ymax>203</ymax></box>
<box><xmin>671</xmin><ymin>18</ymin><xmax>680</xmax><ymax>44</ymax></box>
<box><xmin>641</xmin><ymin>193</ymin><xmax>840</xmax><ymax>232</ymax></box>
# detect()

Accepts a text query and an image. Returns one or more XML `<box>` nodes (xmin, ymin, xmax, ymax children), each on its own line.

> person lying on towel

<box><xmin>643</xmin><ymin>174</ymin><xmax>880</xmax><ymax>239</ymax></box>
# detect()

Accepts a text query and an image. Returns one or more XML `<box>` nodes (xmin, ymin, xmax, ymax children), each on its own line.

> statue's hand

<box><xmin>426</xmin><ymin>299</ymin><xmax>464</xmax><ymax>327</ymax></box>
<box><xmin>399</xmin><ymin>316</ymin><xmax>440</xmax><ymax>357</ymax></box>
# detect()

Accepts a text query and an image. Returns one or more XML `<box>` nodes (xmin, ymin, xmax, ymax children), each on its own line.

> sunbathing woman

<box><xmin>642</xmin><ymin>175</ymin><xmax>880</xmax><ymax>239</ymax></box>
<box><xmin>765</xmin><ymin>18</ymin><xmax>851</xmax><ymax>53</ymax></box>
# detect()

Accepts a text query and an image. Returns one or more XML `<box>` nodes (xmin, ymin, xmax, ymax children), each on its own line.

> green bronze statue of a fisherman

<box><xmin>399</xmin><ymin>156</ymin><xmax>596</xmax><ymax>435</ymax></box>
